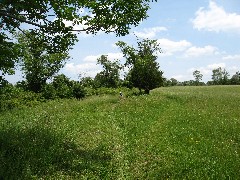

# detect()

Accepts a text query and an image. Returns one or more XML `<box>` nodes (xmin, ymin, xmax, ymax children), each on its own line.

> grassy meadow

<box><xmin>1</xmin><ymin>86</ymin><xmax>240</xmax><ymax>179</ymax></box>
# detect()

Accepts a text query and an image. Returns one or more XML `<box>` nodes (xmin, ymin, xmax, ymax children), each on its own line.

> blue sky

<box><xmin>7</xmin><ymin>0</ymin><xmax>240</xmax><ymax>83</ymax></box>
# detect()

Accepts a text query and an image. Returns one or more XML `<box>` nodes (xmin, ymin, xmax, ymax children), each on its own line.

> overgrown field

<box><xmin>1</xmin><ymin>86</ymin><xmax>240</xmax><ymax>179</ymax></box>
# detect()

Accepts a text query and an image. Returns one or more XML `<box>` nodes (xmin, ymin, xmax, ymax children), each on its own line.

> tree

<box><xmin>230</xmin><ymin>71</ymin><xmax>240</xmax><ymax>85</ymax></box>
<box><xmin>0</xmin><ymin>33</ymin><xmax>19</xmax><ymax>85</ymax></box>
<box><xmin>0</xmin><ymin>0</ymin><xmax>157</xmax><ymax>81</ymax></box>
<box><xmin>16</xmin><ymin>31</ymin><xmax>69</xmax><ymax>92</ymax></box>
<box><xmin>212</xmin><ymin>67</ymin><xmax>229</xmax><ymax>85</ymax></box>
<box><xmin>79</xmin><ymin>76</ymin><xmax>95</xmax><ymax>88</ymax></box>
<box><xmin>94</xmin><ymin>55</ymin><xmax>122</xmax><ymax>88</ymax></box>
<box><xmin>170</xmin><ymin>78</ymin><xmax>178</xmax><ymax>86</ymax></box>
<box><xmin>193</xmin><ymin>70</ymin><xmax>203</xmax><ymax>86</ymax></box>
<box><xmin>117</xmin><ymin>38</ymin><xmax>163</xmax><ymax>94</ymax></box>
<box><xmin>42</xmin><ymin>74</ymin><xmax>85</xmax><ymax>99</ymax></box>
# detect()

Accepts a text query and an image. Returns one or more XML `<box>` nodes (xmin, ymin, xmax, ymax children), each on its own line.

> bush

<box><xmin>42</xmin><ymin>80</ymin><xmax>86</xmax><ymax>100</ymax></box>
<box><xmin>41</xmin><ymin>84</ymin><xmax>57</xmax><ymax>100</ymax></box>
<box><xmin>0</xmin><ymin>84</ymin><xmax>44</xmax><ymax>111</ymax></box>
<box><xmin>72</xmin><ymin>83</ymin><xmax>86</xmax><ymax>99</ymax></box>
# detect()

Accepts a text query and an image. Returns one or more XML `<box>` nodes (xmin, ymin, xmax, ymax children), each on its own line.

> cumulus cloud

<box><xmin>65</xmin><ymin>63</ymin><xmax>101</xmax><ymax>77</ymax></box>
<box><xmin>188</xmin><ymin>63</ymin><xmax>226</xmax><ymax>76</ymax></box>
<box><xmin>222</xmin><ymin>54</ymin><xmax>240</xmax><ymax>61</ymax></box>
<box><xmin>65</xmin><ymin>52</ymin><xmax>124</xmax><ymax>77</ymax></box>
<box><xmin>192</xmin><ymin>1</ymin><xmax>240</xmax><ymax>33</ymax></box>
<box><xmin>157</xmin><ymin>38</ymin><xmax>192</xmax><ymax>56</ymax></box>
<box><xmin>175</xmin><ymin>62</ymin><xmax>237</xmax><ymax>83</ymax></box>
<box><xmin>171</xmin><ymin>75</ymin><xmax>187</xmax><ymax>81</ymax></box>
<box><xmin>134</xmin><ymin>26</ymin><xmax>167</xmax><ymax>39</ymax></box>
<box><xmin>83</xmin><ymin>53</ymin><xmax>123</xmax><ymax>62</ymax></box>
<box><xmin>83</xmin><ymin>55</ymin><xmax>100</xmax><ymax>62</ymax></box>
<box><xmin>185</xmin><ymin>45</ymin><xmax>218</xmax><ymax>57</ymax></box>
<box><xmin>206</xmin><ymin>63</ymin><xmax>226</xmax><ymax>70</ymax></box>
<box><xmin>188</xmin><ymin>63</ymin><xmax>239</xmax><ymax>81</ymax></box>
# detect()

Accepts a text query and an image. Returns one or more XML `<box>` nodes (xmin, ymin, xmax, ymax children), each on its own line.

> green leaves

<box><xmin>15</xmin><ymin>31</ymin><xmax>69</xmax><ymax>92</ymax></box>
<box><xmin>1</xmin><ymin>0</ymin><xmax>158</xmax><ymax>84</ymax></box>
<box><xmin>211</xmin><ymin>67</ymin><xmax>230</xmax><ymax>85</ymax></box>
<box><xmin>117</xmin><ymin>38</ymin><xmax>163</xmax><ymax>94</ymax></box>
<box><xmin>95</xmin><ymin>55</ymin><xmax>122</xmax><ymax>88</ymax></box>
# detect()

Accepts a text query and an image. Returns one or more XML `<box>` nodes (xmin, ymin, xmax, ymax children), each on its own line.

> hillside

<box><xmin>1</xmin><ymin>86</ymin><xmax>240</xmax><ymax>179</ymax></box>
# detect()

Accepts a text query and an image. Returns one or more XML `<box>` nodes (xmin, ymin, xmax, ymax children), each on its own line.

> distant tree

<box><xmin>162</xmin><ymin>77</ymin><xmax>171</xmax><ymax>87</ymax></box>
<box><xmin>1</xmin><ymin>0</ymin><xmax>157</xmax><ymax>82</ymax></box>
<box><xmin>207</xmin><ymin>81</ymin><xmax>214</xmax><ymax>86</ymax></box>
<box><xmin>79</xmin><ymin>76</ymin><xmax>95</xmax><ymax>88</ymax></box>
<box><xmin>212</xmin><ymin>67</ymin><xmax>229</xmax><ymax>85</ymax></box>
<box><xmin>182</xmin><ymin>80</ymin><xmax>195</xmax><ymax>86</ymax></box>
<box><xmin>230</xmin><ymin>71</ymin><xmax>240</xmax><ymax>85</ymax></box>
<box><xmin>117</xmin><ymin>38</ymin><xmax>163</xmax><ymax>94</ymax></box>
<box><xmin>15</xmin><ymin>31</ymin><xmax>69</xmax><ymax>92</ymax></box>
<box><xmin>170</xmin><ymin>78</ymin><xmax>178</xmax><ymax>86</ymax></box>
<box><xmin>94</xmin><ymin>55</ymin><xmax>122</xmax><ymax>88</ymax></box>
<box><xmin>193</xmin><ymin>70</ymin><xmax>203</xmax><ymax>86</ymax></box>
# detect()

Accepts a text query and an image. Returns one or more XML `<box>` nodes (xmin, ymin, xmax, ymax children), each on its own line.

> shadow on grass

<box><xmin>0</xmin><ymin>126</ymin><xmax>112</xmax><ymax>179</ymax></box>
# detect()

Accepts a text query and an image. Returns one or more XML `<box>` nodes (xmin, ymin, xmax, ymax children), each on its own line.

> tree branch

<box><xmin>0</xmin><ymin>10</ymin><xmax>92</xmax><ymax>32</ymax></box>
<box><xmin>0</xmin><ymin>10</ymin><xmax>49</xmax><ymax>29</ymax></box>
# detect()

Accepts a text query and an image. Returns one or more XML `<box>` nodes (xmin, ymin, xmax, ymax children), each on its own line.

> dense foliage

<box><xmin>94</xmin><ymin>55</ymin><xmax>122</xmax><ymax>88</ymax></box>
<box><xmin>0</xmin><ymin>0</ymin><xmax>157</xmax><ymax>82</ymax></box>
<box><xmin>117</xmin><ymin>39</ymin><xmax>163</xmax><ymax>94</ymax></box>
<box><xmin>15</xmin><ymin>31</ymin><xmax>69</xmax><ymax>92</ymax></box>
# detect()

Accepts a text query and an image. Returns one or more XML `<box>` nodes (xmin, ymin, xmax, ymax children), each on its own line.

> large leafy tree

<box><xmin>230</xmin><ymin>71</ymin><xmax>240</xmax><ymax>85</ymax></box>
<box><xmin>212</xmin><ymin>67</ymin><xmax>229</xmax><ymax>85</ymax></box>
<box><xmin>16</xmin><ymin>31</ymin><xmax>69</xmax><ymax>92</ymax></box>
<box><xmin>117</xmin><ymin>39</ymin><xmax>163</xmax><ymax>94</ymax></box>
<box><xmin>0</xmin><ymin>33</ymin><xmax>18</xmax><ymax>86</ymax></box>
<box><xmin>94</xmin><ymin>55</ymin><xmax>122</xmax><ymax>88</ymax></box>
<box><xmin>0</xmin><ymin>0</ymin><xmax>157</xmax><ymax>82</ymax></box>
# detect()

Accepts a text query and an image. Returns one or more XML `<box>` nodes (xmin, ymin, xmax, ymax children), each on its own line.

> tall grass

<box><xmin>1</xmin><ymin>86</ymin><xmax>240</xmax><ymax>179</ymax></box>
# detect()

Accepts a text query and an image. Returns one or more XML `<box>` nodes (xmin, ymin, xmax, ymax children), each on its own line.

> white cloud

<box><xmin>173</xmin><ymin>62</ymin><xmax>238</xmax><ymax>83</ymax></box>
<box><xmin>107</xmin><ymin>52</ymin><xmax>124</xmax><ymax>60</ymax></box>
<box><xmin>228</xmin><ymin>66</ymin><xmax>239</xmax><ymax>72</ymax></box>
<box><xmin>185</xmin><ymin>45</ymin><xmax>218</xmax><ymax>57</ymax></box>
<box><xmin>207</xmin><ymin>63</ymin><xmax>226</xmax><ymax>69</ymax></box>
<box><xmin>83</xmin><ymin>55</ymin><xmax>100</xmax><ymax>62</ymax></box>
<box><xmin>188</xmin><ymin>63</ymin><xmax>226</xmax><ymax>76</ymax></box>
<box><xmin>83</xmin><ymin>53</ymin><xmax>123</xmax><ymax>62</ymax></box>
<box><xmin>223</xmin><ymin>54</ymin><xmax>240</xmax><ymax>61</ymax></box>
<box><xmin>65</xmin><ymin>52</ymin><xmax>124</xmax><ymax>77</ymax></box>
<box><xmin>192</xmin><ymin>1</ymin><xmax>240</xmax><ymax>33</ymax></box>
<box><xmin>157</xmin><ymin>38</ymin><xmax>220</xmax><ymax>58</ymax></box>
<box><xmin>65</xmin><ymin>63</ymin><xmax>101</xmax><ymax>77</ymax></box>
<box><xmin>188</xmin><ymin>63</ymin><xmax>239</xmax><ymax>82</ymax></box>
<box><xmin>157</xmin><ymin>38</ymin><xmax>192</xmax><ymax>56</ymax></box>
<box><xmin>134</xmin><ymin>26</ymin><xmax>167</xmax><ymax>39</ymax></box>
<box><xmin>171</xmin><ymin>75</ymin><xmax>187</xmax><ymax>81</ymax></box>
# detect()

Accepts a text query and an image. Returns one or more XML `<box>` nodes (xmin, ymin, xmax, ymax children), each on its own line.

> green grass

<box><xmin>1</xmin><ymin>86</ymin><xmax>240</xmax><ymax>179</ymax></box>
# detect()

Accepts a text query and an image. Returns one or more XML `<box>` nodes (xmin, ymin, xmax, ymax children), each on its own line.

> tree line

<box><xmin>1</xmin><ymin>0</ymin><xmax>239</xmax><ymax>111</ymax></box>
<box><xmin>164</xmin><ymin>68</ymin><xmax>240</xmax><ymax>87</ymax></box>
<box><xmin>2</xmin><ymin>31</ymin><xmax>163</xmax><ymax>96</ymax></box>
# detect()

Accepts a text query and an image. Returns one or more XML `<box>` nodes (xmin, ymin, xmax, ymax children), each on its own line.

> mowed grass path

<box><xmin>1</xmin><ymin>86</ymin><xmax>240</xmax><ymax>179</ymax></box>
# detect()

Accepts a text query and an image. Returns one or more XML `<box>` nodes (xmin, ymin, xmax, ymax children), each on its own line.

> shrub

<box><xmin>72</xmin><ymin>82</ymin><xmax>86</xmax><ymax>99</ymax></box>
<box><xmin>0</xmin><ymin>84</ymin><xmax>44</xmax><ymax>111</ymax></box>
<box><xmin>41</xmin><ymin>84</ymin><xmax>57</xmax><ymax>100</ymax></box>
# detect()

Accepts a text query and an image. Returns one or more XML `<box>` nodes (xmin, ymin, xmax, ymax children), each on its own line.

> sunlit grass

<box><xmin>1</xmin><ymin>86</ymin><xmax>240</xmax><ymax>179</ymax></box>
